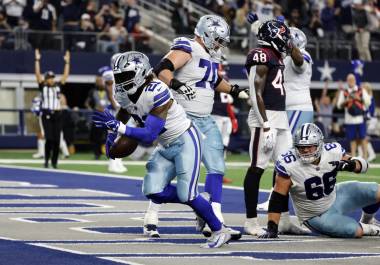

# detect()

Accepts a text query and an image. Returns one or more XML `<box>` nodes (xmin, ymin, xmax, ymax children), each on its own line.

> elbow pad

<box><xmin>153</xmin><ymin>58</ymin><xmax>175</xmax><ymax>76</ymax></box>
<box><xmin>351</xmin><ymin>156</ymin><xmax>369</xmax><ymax>173</ymax></box>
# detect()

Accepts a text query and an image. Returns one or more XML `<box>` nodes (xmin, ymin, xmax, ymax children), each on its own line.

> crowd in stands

<box><xmin>0</xmin><ymin>0</ymin><xmax>151</xmax><ymax>53</ymax></box>
<box><xmin>188</xmin><ymin>0</ymin><xmax>380</xmax><ymax>61</ymax></box>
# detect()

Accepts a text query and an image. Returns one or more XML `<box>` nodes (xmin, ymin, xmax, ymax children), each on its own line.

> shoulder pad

<box><xmin>324</xmin><ymin>142</ymin><xmax>345</xmax><ymax>157</ymax></box>
<box><xmin>170</xmin><ymin>37</ymin><xmax>192</xmax><ymax>54</ymax></box>
<box><xmin>145</xmin><ymin>80</ymin><xmax>172</xmax><ymax>109</ymax></box>
<box><xmin>275</xmin><ymin>150</ymin><xmax>297</xmax><ymax>177</ymax></box>
<box><xmin>301</xmin><ymin>50</ymin><xmax>312</xmax><ymax>64</ymax></box>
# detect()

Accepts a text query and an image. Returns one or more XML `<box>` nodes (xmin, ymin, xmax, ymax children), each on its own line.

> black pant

<box><xmin>41</xmin><ymin>111</ymin><xmax>62</xmax><ymax>167</ymax></box>
<box><xmin>90</xmin><ymin>124</ymin><xmax>106</xmax><ymax>159</ymax></box>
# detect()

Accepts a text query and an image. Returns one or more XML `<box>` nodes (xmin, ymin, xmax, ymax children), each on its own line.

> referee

<box><xmin>35</xmin><ymin>49</ymin><xmax>71</xmax><ymax>168</ymax></box>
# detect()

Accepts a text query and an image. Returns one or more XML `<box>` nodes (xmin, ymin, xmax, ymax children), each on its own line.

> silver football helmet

<box><xmin>294</xmin><ymin>123</ymin><xmax>324</xmax><ymax>164</ymax></box>
<box><xmin>289</xmin><ymin>27</ymin><xmax>307</xmax><ymax>50</ymax></box>
<box><xmin>112</xmin><ymin>51</ymin><xmax>152</xmax><ymax>95</ymax></box>
<box><xmin>194</xmin><ymin>15</ymin><xmax>230</xmax><ymax>59</ymax></box>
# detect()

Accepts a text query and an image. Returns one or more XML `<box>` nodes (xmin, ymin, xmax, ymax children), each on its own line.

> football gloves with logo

<box><xmin>93</xmin><ymin>109</ymin><xmax>120</xmax><ymax>133</ymax></box>
<box><xmin>230</xmin><ymin>84</ymin><xmax>249</xmax><ymax>99</ymax></box>
<box><xmin>258</xmin><ymin>221</ymin><xmax>279</xmax><ymax>239</ymax></box>
<box><xmin>263</xmin><ymin>129</ymin><xmax>274</xmax><ymax>152</ymax></box>
<box><xmin>170</xmin><ymin>78</ymin><xmax>196</xmax><ymax>100</ymax></box>
<box><xmin>329</xmin><ymin>160</ymin><xmax>356</xmax><ymax>172</ymax></box>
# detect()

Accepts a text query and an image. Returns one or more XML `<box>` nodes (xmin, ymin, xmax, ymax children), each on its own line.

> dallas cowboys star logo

<box><xmin>131</xmin><ymin>57</ymin><xmax>141</xmax><ymax>64</ymax></box>
<box><xmin>317</xmin><ymin>60</ymin><xmax>336</xmax><ymax>81</ymax></box>
<box><xmin>211</xmin><ymin>20</ymin><xmax>220</xmax><ymax>27</ymax></box>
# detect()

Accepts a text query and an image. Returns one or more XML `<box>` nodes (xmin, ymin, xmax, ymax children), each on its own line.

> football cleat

<box><xmin>143</xmin><ymin>224</ymin><xmax>160</xmax><ymax>238</ymax></box>
<box><xmin>278</xmin><ymin>212</ymin><xmax>310</xmax><ymax>235</ymax></box>
<box><xmin>360</xmin><ymin>222</ymin><xmax>380</xmax><ymax>236</ymax></box>
<box><xmin>225</xmin><ymin>226</ymin><xmax>242</xmax><ymax>240</ymax></box>
<box><xmin>201</xmin><ymin>227</ymin><xmax>232</xmax><ymax>248</ymax></box>
<box><xmin>244</xmin><ymin>218</ymin><xmax>265</xmax><ymax>236</ymax></box>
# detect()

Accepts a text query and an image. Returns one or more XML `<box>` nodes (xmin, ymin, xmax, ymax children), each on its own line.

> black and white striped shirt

<box><xmin>39</xmin><ymin>83</ymin><xmax>61</xmax><ymax>111</ymax></box>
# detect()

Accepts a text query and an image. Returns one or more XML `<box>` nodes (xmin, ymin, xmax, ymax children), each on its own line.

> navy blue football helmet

<box><xmin>257</xmin><ymin>20</ymin><xmax>291</xmax><ymax>55</ymax></box>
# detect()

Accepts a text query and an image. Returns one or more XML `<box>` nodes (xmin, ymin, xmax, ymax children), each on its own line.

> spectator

<box><xmin>61</xmin><ymin>0</ymin><xmax>81</xmax><ymax>51</ymax></box>
<box><xmin>308</xmin><ymin>4</ymin><xmax>324</xmax><ymax>38</ymax></box>
<box><xmin>361</xmin><ymin>82</ymin><xmax>377</xmax><ymax>162</ymax></box>
<box><xmin>109</xmin><ymin>17</ymin><xmax>127</xmax><ymax>52</ymax></box>
<box><xmin>123</xmin><ymin>0</ymin><xmax>139</xmax><ymax>33</ymax></box>
<box><xmin>76</xmin><ymin>13</ymin><xmax>95</xmax><ymax>51</ymax></box>
<box><xmin>321</xmin><ymin>0</ymin><xmax>339</xmax><ymax>58</ymax></box>
<box><xmin>0</xmin><ymin>10</ymin><xmax>12</xmax><ymax>49</ymax></box>
<box><xmin>85</xmin><ymin>0</ymin><xmax>97</xmax><ymax>21</ymax></box>
<box><xmin>314</xmin><ymin>80</ymin><xmax>336</xmax><ymax>137</ymax></box>
<box><xmin>234</xmin><ymin>1</ymin><xmax>249</xmax><ymax>49</ymax></box>
<box><xmin>336</xmin><ymin>73</ymin><xmax>371</xmax><ymax>158</ymax></box>
<box><xmin>352</xmin><ymin>0</ymin><xmax>372</xmax><ymax>61</ymax></box>
<box><xmin>31</xmin><ymin>0</ymin><xmax>57</xmax><ymax>49</ymax></box>
<box><xmin>253</xmin><ymin>0</ymin><xmax>274</xmax><ymax>22</ymax></box>
<box><xmin>288</xmin><ymin>8</ymin><xmax>302</xmax><ymax>28</ymax></box>
<box><xmin>94</xmin><ymin>15</ymin><xmax>116</xmax><ymax>53</ymax></box>
<box><xmin>171</xmin><ymin>0</ymin><xmax>192</xmax><ymax>35</ymax></box>
<box><xmin>96</xmin><ymin>4</ymin><xmax>114</xmax><ymax>27</ymax></box>
<box><xmin>2</xmin><ymin>0</ymin><xmax>26</xmax><ymax>27</ymax></box>
<box><xmin>335</xmin><ymin>0</ymin><xmax>354</xmax><ymax>35</ymax></box>
<box><xmin>109</xmin><ymin>0</ymin><xmax>124</xmax><ymax>22</ymax></box>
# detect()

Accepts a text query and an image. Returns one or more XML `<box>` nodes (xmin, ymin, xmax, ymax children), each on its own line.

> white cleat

<box><xmin>244</xmin><ymin>218</ymin><xmax>265</xmax><ymax>236</ymax></box>
<box><xmin>202</xmin><ymin>225</ymin><xmax>242</xmax><ymax>240</ymax></box>
<box><xmin>32</xmin><ymin>153</ymin><xmax>44</xmax><ymax>159</ymax></box>
<box><xmin>360</xmin><ymin>222</ymin><xmax>380</xmax><ymax>236</ymax></box>
<box><xmin>201</xmin><ymin>227</ymin><xmax>232</xmax><ymax>248</ymax></box>
<box><xmin>279</xmin><ymin>213</ymin><xmax>310</xmax><ymax>235</ymax></box>
<box><xmin>257</xmin><ymin>200</ymin><xmax>269</xmax><ymax>211</ymax></box>
<box><xmin>143</xmin><ymin>224</ymin><xmax>160</xmax><ymax>238</ymax></box>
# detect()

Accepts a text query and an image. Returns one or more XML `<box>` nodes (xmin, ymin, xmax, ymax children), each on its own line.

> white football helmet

<box><xmin>194</xmin><ymin>15</ymin><xmax>230</xmax><ymax>59</ymax></box>
<box><xmin>289</xmin><ymin>27</ymin><xmax>307</xmax><ymax>50</ymax></box>
<box><xmin>294</xmin><ymin>123</ymin><xmax>324</xmax><ymax>164</ymax></box>
<box><xmin>112</xmin><ymin>51</ymin><xmax>152</xmax><ymax>95</ymax></box>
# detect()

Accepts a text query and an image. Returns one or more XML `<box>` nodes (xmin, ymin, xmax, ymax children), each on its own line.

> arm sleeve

<box><xmin>336</xmin><ymin>91</ymin><xmax>345</xmax><ymax>109</ymax></box>
<box><xmin>123</xmin><ymin>114</ymin><xmax>165</xmax><ymax>144</ymax></box>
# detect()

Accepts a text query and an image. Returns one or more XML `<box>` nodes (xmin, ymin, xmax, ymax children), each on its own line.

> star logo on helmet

<box><xmin>131</xmin><ymin>57</ymin><xmax>141</xmax><ymax>64</ymax></box>
<box><xmin>211</xmin><ymin>20</ymin><xmax>221</xmax><ymax>27</ymax></box>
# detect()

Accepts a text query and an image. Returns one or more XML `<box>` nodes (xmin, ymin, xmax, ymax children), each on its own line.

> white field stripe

<box><xmin>29</xmin><ymin>243</ymin><xmax>86</xmax><ymax>255</ymax></box>
<box><xmin>2</xmin><ymin>159</ymin><xmax>380</xmax><ymax>169</ymax></box>
<box><xmin>100</xmin><ymin>257</ymin><xmax>145</xmax><ymax>265</ymax></box>
<box><xmin>77</xmin><ymin>189</ymin><xmax>131</xmax><ymax>197</ymax></box>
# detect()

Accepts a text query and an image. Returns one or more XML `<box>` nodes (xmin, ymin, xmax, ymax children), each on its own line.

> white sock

<box><xmin>147</xmin><ymin>200</ymin><xmax>162</xmax><ymax>212</ymax></box>
<box><xmin>60</xmin><ymin>138</ymin><xmax>69</xmax><ymax>157</ymax></box>
<box><xmin>360</xmin><ymin>222</ymin><xmax>380</xmax><ymax>236</ymax></box>
<box><xmin>368</xmin><ymin>142</ymin><xmax>376</xmax><ymax>159</ymax></box>
<box><xmin>211</xmin><ymin>202</ymin><xmax>224</xmax><ymax>223</ymax></box>
<box><xmin>38</xmin><ymin>139</ymin><xmax>45</xmax><ymax>155</ymax></box>
<box><xmin>144</xmin><ymin>201</ymin><xmax>161</xmax><ymax>225</ymax></box>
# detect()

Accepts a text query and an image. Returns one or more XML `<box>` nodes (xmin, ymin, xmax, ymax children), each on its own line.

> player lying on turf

<box><xmin>260</xmin><ymin>123</ymin><xmax>380</xmax><ymax>238</ymax></box>
<box><xmin>92</xmin><ymin>51</ymin><xmax>236</xmax><ymax>248</ymax></box>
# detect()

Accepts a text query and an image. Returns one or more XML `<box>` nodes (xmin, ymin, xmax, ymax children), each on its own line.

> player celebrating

<box><xmin>93</xmin><ymin>51</ymin><xmax>234</xmax><ymax>248</ymax></box>
<box><xmin>260</xmin><ymin>123</ymin><xmax>380</xmax><ymax>238</ymax></box>
<box><xmin>145</xmin><ymin>14</ymin><xmax>247</xmax><ymax>238</ymax></box>
<box><xmin>243</xmin><ymin>19</ymin><xmax>307</xmax><ymax>235</ymax></box>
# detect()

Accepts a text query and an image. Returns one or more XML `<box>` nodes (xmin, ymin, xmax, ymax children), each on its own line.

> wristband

<box><xmin>117</xmin><ymin>122</ymin><xmax>127</xmax><ymax>135</ymax></box>
<box><xmin>263</xmin><ymin>121</ymin><xmax>270</xmax><ymax>129</ymax></box>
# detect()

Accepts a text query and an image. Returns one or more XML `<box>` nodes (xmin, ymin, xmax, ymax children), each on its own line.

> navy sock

<box><xmin>204</xmin><ymin>173</ymin><xmax>223</xmax><ymax>203</ymax></box>
<box><xmin>188</xmin><ymin>195</ymin><xmax>222</xmax><ymax>231</ymax></box>
<box><xmin>146</xmin><ymin>185</ymin><xmax>181</xmax><ymax>204</ymax></box>
<box><xmin>363</xmin><ymin>202</ymin><xmax>380</xmax><ymax>214</ymax></box>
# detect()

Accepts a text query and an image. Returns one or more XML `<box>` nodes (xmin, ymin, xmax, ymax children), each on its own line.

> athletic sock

<box><xmin>211</xmin><ymin>202</ymin><xmax>224</xmax><ymax>223</ymax></box>
<box><xmin>188</xmin><ymin>195</ymin><xmax>222</xmax><ymax>232</ymax></box>
<box><xmin>205</xmin><ymin>173</ymin><xmax>223</xmax><ymax>203</ymax></box>
<box><xmin>244</xmin><ymin>167</ymin><xmax>264</xmax><ymax>218</ymax></box>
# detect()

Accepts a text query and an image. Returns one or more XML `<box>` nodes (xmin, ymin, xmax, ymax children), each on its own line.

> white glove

<box><xmin>263</xmin><ymin>129</ymin><xmax>274</xmax><ymax>153</ymax></box>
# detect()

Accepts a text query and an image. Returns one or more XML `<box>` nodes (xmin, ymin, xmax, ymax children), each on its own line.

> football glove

<box><xmin>329</xmin><ymin>160</ymin><xmax>356</xmax><ymax>172</ymax></box>
<box><xmin>263</xmin><ymin>129</ymin><xmax>274</xmax><ymax>153</ymax></box>
<box><xmin>170</xmin><ymin>78</ymin><xmax>196</xmax><ymax>100</ymax></box>
<box><xmin>258</xmin><ymin>221</ymin><xmax>279</xmax><ymax>239</ymax></box>
<box><xmin>230</xmin><ymin>84</ymin><xmax>249</xmax><ymax>99</ymax></box>
<box><xmin>246</xmin><ymin>12</ymin><xmax>258</xmax><ymax>24</ymax></box>
<box><xmin>106</xmin><ymin>131</ymin><xmax>117</xmax><ymax>159</ymax></box>
<box><xmin>92</xmin><ymin>109</ymin><xmax>120</xmax><ymax>133</ymax></box>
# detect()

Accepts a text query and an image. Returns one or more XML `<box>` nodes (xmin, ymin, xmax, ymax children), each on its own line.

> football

<box><xmin>109</xmin><ymin>135</ymin><xmax>138</xmax><ymax>158</ymax></box>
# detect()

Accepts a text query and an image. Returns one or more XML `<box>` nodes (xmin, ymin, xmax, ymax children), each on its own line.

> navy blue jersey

<box><xmin>245</xmin><ymin>47</ymin><xmax>285</xmax><ymax>111</ymax></box>
<box><xmin>212</xmin><ymin>91</ymin><xmax>229</xmax><ymax>117</ymax></box>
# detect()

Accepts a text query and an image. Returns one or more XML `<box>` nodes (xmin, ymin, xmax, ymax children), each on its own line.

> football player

<box><xmin>243</xmin><ymin>19</ymin><xmax>307</xmax><ymax>235</ymax></box>
<box><xmin>145</xmin><ymin>14</ymin><xmax>247</xmax><ymax>238</ymax></box>
<box><xmin>93</xmin><ymin>51</ymin><xmax>234</xmax><ymax>248</ymax></box>
<box><xmin>257</xmin><ymin>26</ymin><xmax>314</xmax><ymax>211</ymax></box>
<box><xmin>260</xmin><ymin>123</ymin><xmax>380</xmax><ymax>238</ymax></box>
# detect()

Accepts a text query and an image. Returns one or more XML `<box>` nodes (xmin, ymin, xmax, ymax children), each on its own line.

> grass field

<box><xmin>0</xmin><ymin>150</ymin><xmax>379</xmax><ymax>190</ymax></box>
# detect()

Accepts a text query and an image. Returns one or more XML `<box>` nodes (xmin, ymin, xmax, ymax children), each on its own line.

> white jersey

<box><xmin>284</xmin><ymin>50</ymin><xmax>313</xmax><ymax>111</ymax></box>
<box><xmin>171</xmin><ymin>37</ymin><xmax>221</xmax><ymax>117</ymax></box>
<box><xmin>275</xmin><ymin>142</ymin><xmax>346</xmax><ymax>222</ymax></box>
<box><xmin>114</xmin><ymin>79</ymin><xmax>191</xmax><ymax>146</ymax></box>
